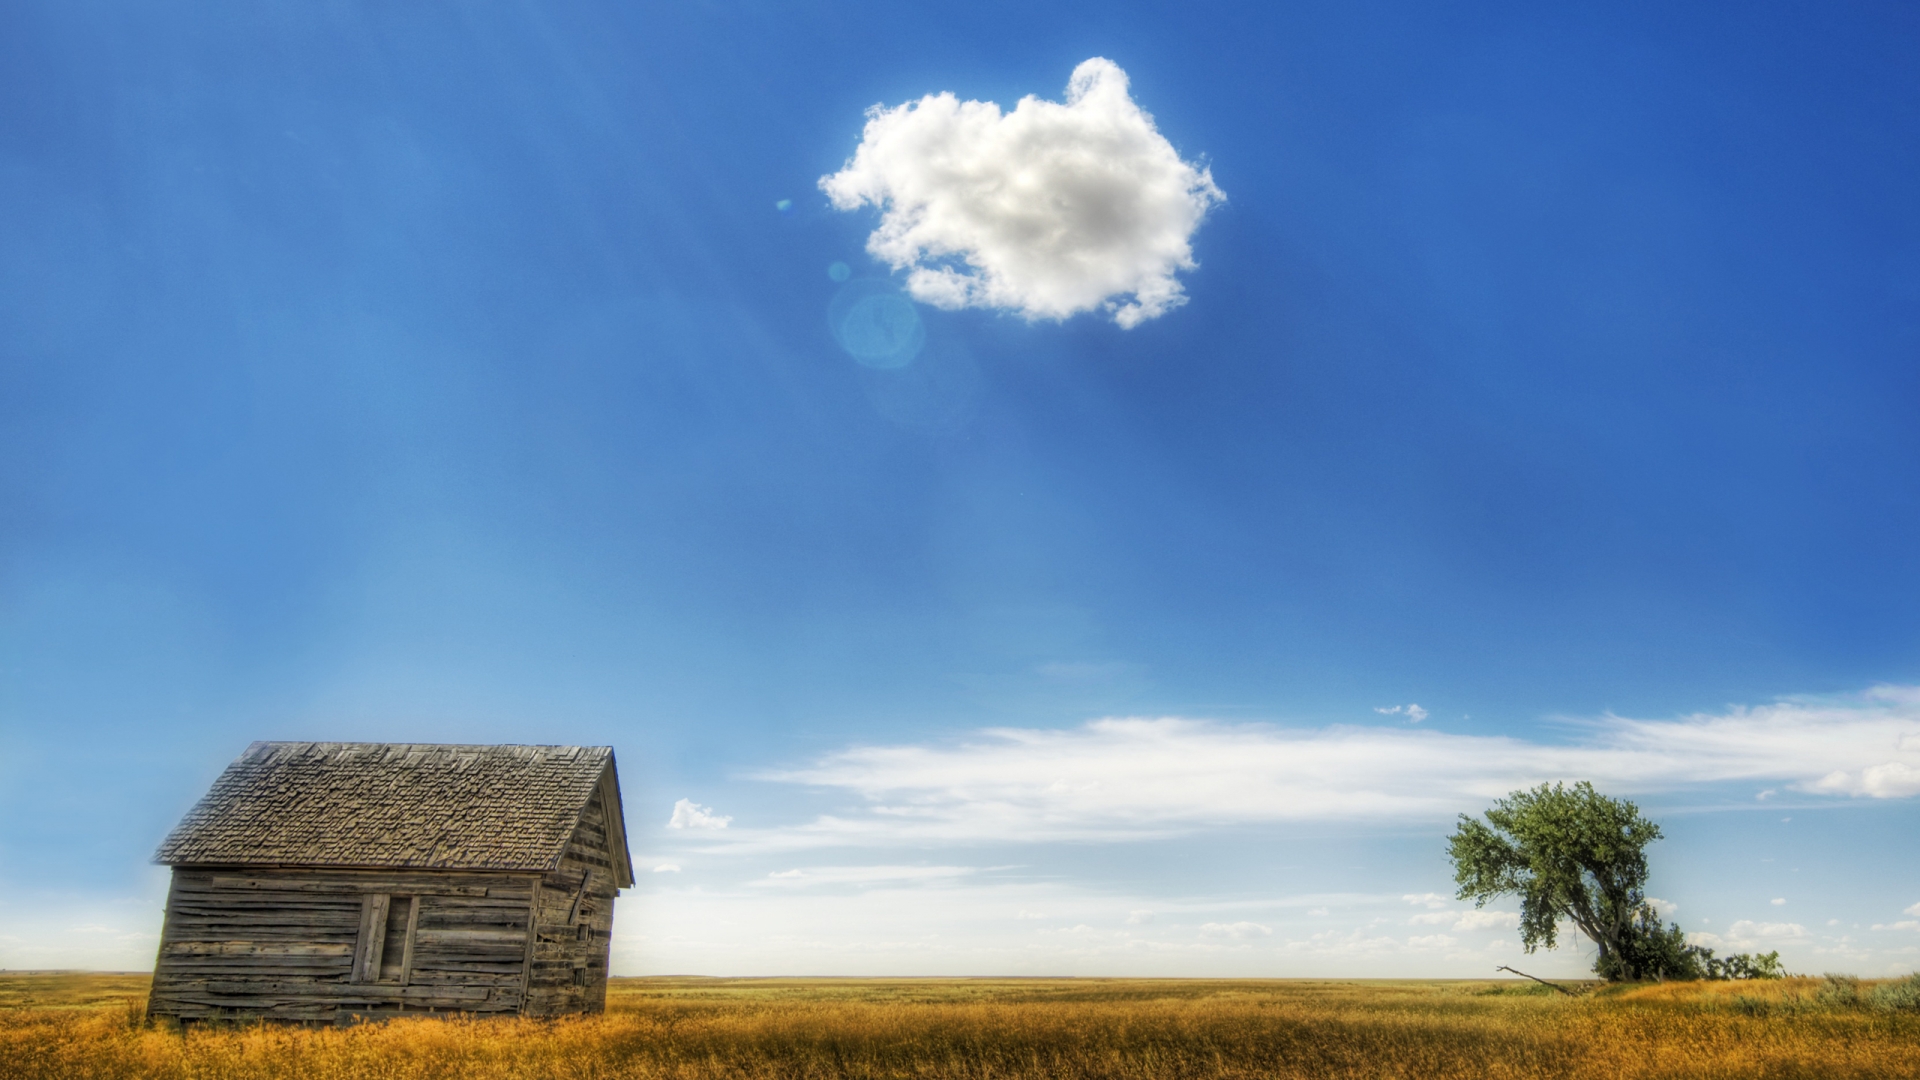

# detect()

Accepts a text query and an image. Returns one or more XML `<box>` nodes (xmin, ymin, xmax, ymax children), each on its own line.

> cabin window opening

<box><xmin>571</xmin><ymin>966</ymin><xmax>588</xmax><ymax>987</ymax></box>
<box><xmin>353</xmin><ymin>894</ymin><xmax>419</xmax><ymax>985</ymax></box>
<box><xmin>576</xmin><ymin>923</ymin><xmax>591</xmax><ymax>942</ymax></box>
<box><xmin>379</xmin><ymin>896</ymin><xmax>417</xmax><ymax>984</ymax></box>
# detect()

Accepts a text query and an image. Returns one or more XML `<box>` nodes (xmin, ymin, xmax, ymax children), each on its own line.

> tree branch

<box><xmin>1496</xmin><ymin>966</ymin><xmax>1579</xmax><ymax>997</ymax></box>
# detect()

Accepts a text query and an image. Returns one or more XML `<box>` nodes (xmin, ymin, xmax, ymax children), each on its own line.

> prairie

<box><xmin>3</xmin><ymin>971</ymin><xmax>1918</xmax><ymax>1079</ymax></box>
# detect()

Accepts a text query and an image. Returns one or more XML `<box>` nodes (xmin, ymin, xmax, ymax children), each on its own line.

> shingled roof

<box><xmin>155</xmin><ymin>742</ymin><xmax>633</xmax><ymax>885</ymax></box>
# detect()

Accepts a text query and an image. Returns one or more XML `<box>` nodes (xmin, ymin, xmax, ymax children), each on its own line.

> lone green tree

<box><xmin>1449</xmin><ymin>781</ymin><xmax>1678</xmax><ymax>981</ymax></box>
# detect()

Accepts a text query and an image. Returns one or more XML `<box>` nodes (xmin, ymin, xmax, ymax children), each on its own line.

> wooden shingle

<box><xmin>155</xmin><ymin>742</ymin><xmax>633</xmax><ymax>886</ymax></box>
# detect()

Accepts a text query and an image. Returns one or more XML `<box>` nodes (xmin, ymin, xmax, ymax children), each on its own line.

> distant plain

<box><xmin>4</xmin><ymin>972</ymin><xmax>1917</xmax><ymax>1079</ymax></box>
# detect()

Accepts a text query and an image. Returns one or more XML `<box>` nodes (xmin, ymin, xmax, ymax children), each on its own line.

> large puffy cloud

<box><xmin>685</xmin><ymin>687</ymin><xmax>1920</xmax><ymax>852</ymax></box>
<box><xmin>820</xmin><ymin>58</ymin><xmax>1223</xmax><ymax>328</ymax></box>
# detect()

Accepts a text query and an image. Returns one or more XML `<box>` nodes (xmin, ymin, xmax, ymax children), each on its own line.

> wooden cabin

<box><xmin>148</xmin><ymin>742</ymin><xmax>634</xmax><ymax>1024</ymax></box>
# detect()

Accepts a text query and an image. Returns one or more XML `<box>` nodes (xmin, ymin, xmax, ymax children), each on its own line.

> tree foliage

<box><xmin>1447</xmin><ymin>781</ymin><xmax>1785</xmax><ymax>982</ymax></box>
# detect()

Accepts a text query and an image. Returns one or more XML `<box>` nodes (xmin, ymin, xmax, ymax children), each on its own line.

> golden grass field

<box><xmin>4</xmin><ymin>971</ymin><xmax>1918</xmax><ymax>1079</ymax></box>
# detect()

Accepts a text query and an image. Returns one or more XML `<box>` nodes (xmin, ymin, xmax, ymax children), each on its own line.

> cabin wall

<box><xmin>524</xmin><ymin>784</ymin><xmax>619</xmax><ymax>1016</ymax></box>
<box><xmin>149</xmin><ymin>866</ymin><xmax>537</xmax><ymax>1024</ymax></box>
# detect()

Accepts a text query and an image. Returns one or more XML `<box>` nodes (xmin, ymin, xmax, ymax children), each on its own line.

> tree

<box><xmin>1448</xmin><ymin>781</ymin><xmax>1678</xmax><ymax>981</ymax></box>
<box><xmin>1450</xmin><ymin>781</ymin><xmax>1789</xmax><ymax>982</ymax></box>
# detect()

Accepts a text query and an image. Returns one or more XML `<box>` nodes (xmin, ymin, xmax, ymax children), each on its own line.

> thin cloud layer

<box><xmin>619</xmin><ymin>880</ymin><xmax>1564</xmax><ymax>978</ymax></box>
<box><xmin>750</xmin><ymin>865</ymin><xmax>979</xmax><ymax>889</ymax></box>
<box><xmin>820</xmin><ymin>58</ymin><xmax>1223</xmax><ymax>328</ymax></box>
<box><xmin>706</xmin><ymin>687</ymin><xmax>1920</xmax><ymax>851</ymax></box>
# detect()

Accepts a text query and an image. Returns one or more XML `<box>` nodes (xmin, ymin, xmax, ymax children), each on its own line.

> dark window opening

<box><xmin>380</xmin><ymin>896</ymin><xmax>416</xmax><ymax>983</ymax></box>
<box><xmin>353</xmin><ymin>894</ymin><xmax>418</xmax><ymax>985</ymax></box>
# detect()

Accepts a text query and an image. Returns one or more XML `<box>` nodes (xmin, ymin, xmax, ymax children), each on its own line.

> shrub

<box><xmin>1818</xmin><ymin>974</ymin><xmax>1863</xmax><ymax>1007</ymax></box>
<box><xmin>1869</xmin><ymin>974</ymin><xmax>1920</xmax><ymax>1012</ymax></box>
<box><xmin>1710</xmin><ymin>951</ymin><xmax>1785</xmax><ymax>980</ymax></box>
<box><xmin>1601</xmin><ymin>904</ymin><xmax>1705</xmax><ymax>982</ymax></box>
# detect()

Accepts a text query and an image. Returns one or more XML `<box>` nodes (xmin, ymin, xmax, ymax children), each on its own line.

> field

<box><xmin>4</xmin><ymin>972</ymin><xmax>1919</xmax><ymax>1079</ymax></box>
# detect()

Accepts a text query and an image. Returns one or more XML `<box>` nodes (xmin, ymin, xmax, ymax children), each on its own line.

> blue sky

<box><xmin>2</xmin><ymin>0</ymin><xmax>1917</xmax><ymax>976</ymax></box>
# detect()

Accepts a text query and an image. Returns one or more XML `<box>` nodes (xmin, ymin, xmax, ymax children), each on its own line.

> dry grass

<box><xmin>3</xmin><ymin>972</ymin><xmax>1917</xmax><ymax>1079</ymax></box>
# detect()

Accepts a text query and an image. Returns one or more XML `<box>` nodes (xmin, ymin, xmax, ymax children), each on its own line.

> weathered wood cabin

<box><xmin>148</xmin><ymin>742</ymin><xmax>634</xmax><ymax>1024</ymax></box>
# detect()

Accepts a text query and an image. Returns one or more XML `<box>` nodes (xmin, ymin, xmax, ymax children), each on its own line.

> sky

<box><xmin>2</xmin><ymin>0</ymin><xmax>1918</xmax><ymax>978</ymax></box>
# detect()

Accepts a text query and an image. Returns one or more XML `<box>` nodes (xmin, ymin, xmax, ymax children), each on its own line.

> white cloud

<box><xmin>618</xmin><ymin>882</ymin><xmax>1598</xmax><ymax>978</ymax></box>
<box><xmin>652</xmin><ymin>864</ymin><xmax>682</xmax><ymax>874</ymax></box>
<box><xmin>1809</xmin><ymin>761</ymin><xmax>1920</xmax><ymax>798</ymax></box>
<box><xmin>1287</xmin><ymin>929</ymin><xmax>1407</xmax><ymax>958</ymax></box>
<box><xmin>1771</xmin><ymin>898</ymin><xmax>1787</xmax><ymax>906</ymax></box>
<box><xmin>1200</xmin><ymin>921</ymin><xmax>1273</xmax><ymax>939</ymax></box>
<box><xmin>1451</xmin><ymin>910</ymin><xmax>1522</xmax><ymax>932</ymax></box>
<box><xmin>1649</xmin><ymin>897</ymin><xmax>1679</xmax><ymax>916</ymax></box>
<box><xmin>1871</xmin><ymin>901</ymin><xmax>1920</xmax><ymax>931</ymax></box>
<box><xmin>1126</xmin><ymin>910</ymin><xmax>1154</xmax><ymax>924</ymax></box>
<box><xmin>668</xmin><ymin>798</ymin><xmax>733</xmax><ymax>830</ymax></box>
<box><xmin>750</xmin><ymin>865</ymin><xmax>977</xmax><ymax>889</ymax></box>
<box><xmin>0</xmin><ymin>882</ymin><xmax>170</xmax><ymax>971</ymax></box>
<box><xmin>1403</xmin><ymin>893</ymin><xmax>1451</xmax><ymax>909</ymax></box>
<box><xmin>820</xmin><ymin>58</ymin><xmax>1223</xmax><ymax>328</ymax></box>
<box><xmin>1375</xmin><ymin>704</ymin><xmax>1429</xmax><ymax>723</ymax></box>
<box><xmin>1690</xmin><ymin>921</ymin><xmax>1808</xmax><ymax>951</ymax></box>
<box><xmin>712</xmin><ymin>687</ymin><xmax>1920</xmax><ymax>850</ymax></box>
<box><xmin>1410</xmin><ymin>908</ymin><xmax>1519</xmax><ymax>931</ymax></box>
<box><xmin>1729</xmin><ymin>920</ymin><xmax>1807</xmax><ymax>940</ymax></box>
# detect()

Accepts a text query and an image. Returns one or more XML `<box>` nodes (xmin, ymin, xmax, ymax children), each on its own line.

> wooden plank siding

<box><xmin>149</xmin><ymin>867</ymin><xmax>538</xmax><ymax>1024</ymax></box>
<box><xmin>524</xmin><ymin>780</ymin><xmax>619</xmax><ymax>1016</ymax></box>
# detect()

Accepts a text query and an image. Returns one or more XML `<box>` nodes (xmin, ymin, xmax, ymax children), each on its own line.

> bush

<box><xmin>1817</xmin><ymin>974</ymin><xmax>1862</xmax><ymax>1007</ymax></box>
<box><xmin>1868</xmin><ymin>974</ymin><xmax>1920</xmax><ymax>1012</ymax></box>
<box><xmin>1597</xmin><ymin>906</ymin><xmax>1785</xmax><ymax>983</ymax></box>
<box><xmin>1597</xmin><ymin>905</ymin><xmax>1703</xmax><ymax>982</ymax></box>
<box><xmin>1709</xmin><ymin>951</ymin><xmax>1785</xmax><ymax>981</ymax></box>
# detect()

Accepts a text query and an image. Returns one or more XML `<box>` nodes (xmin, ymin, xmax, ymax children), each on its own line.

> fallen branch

<box><xmin>1496</xmin><ymin>965</ymin><xmax>1579</xmax><ymax>996</ymax></box>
